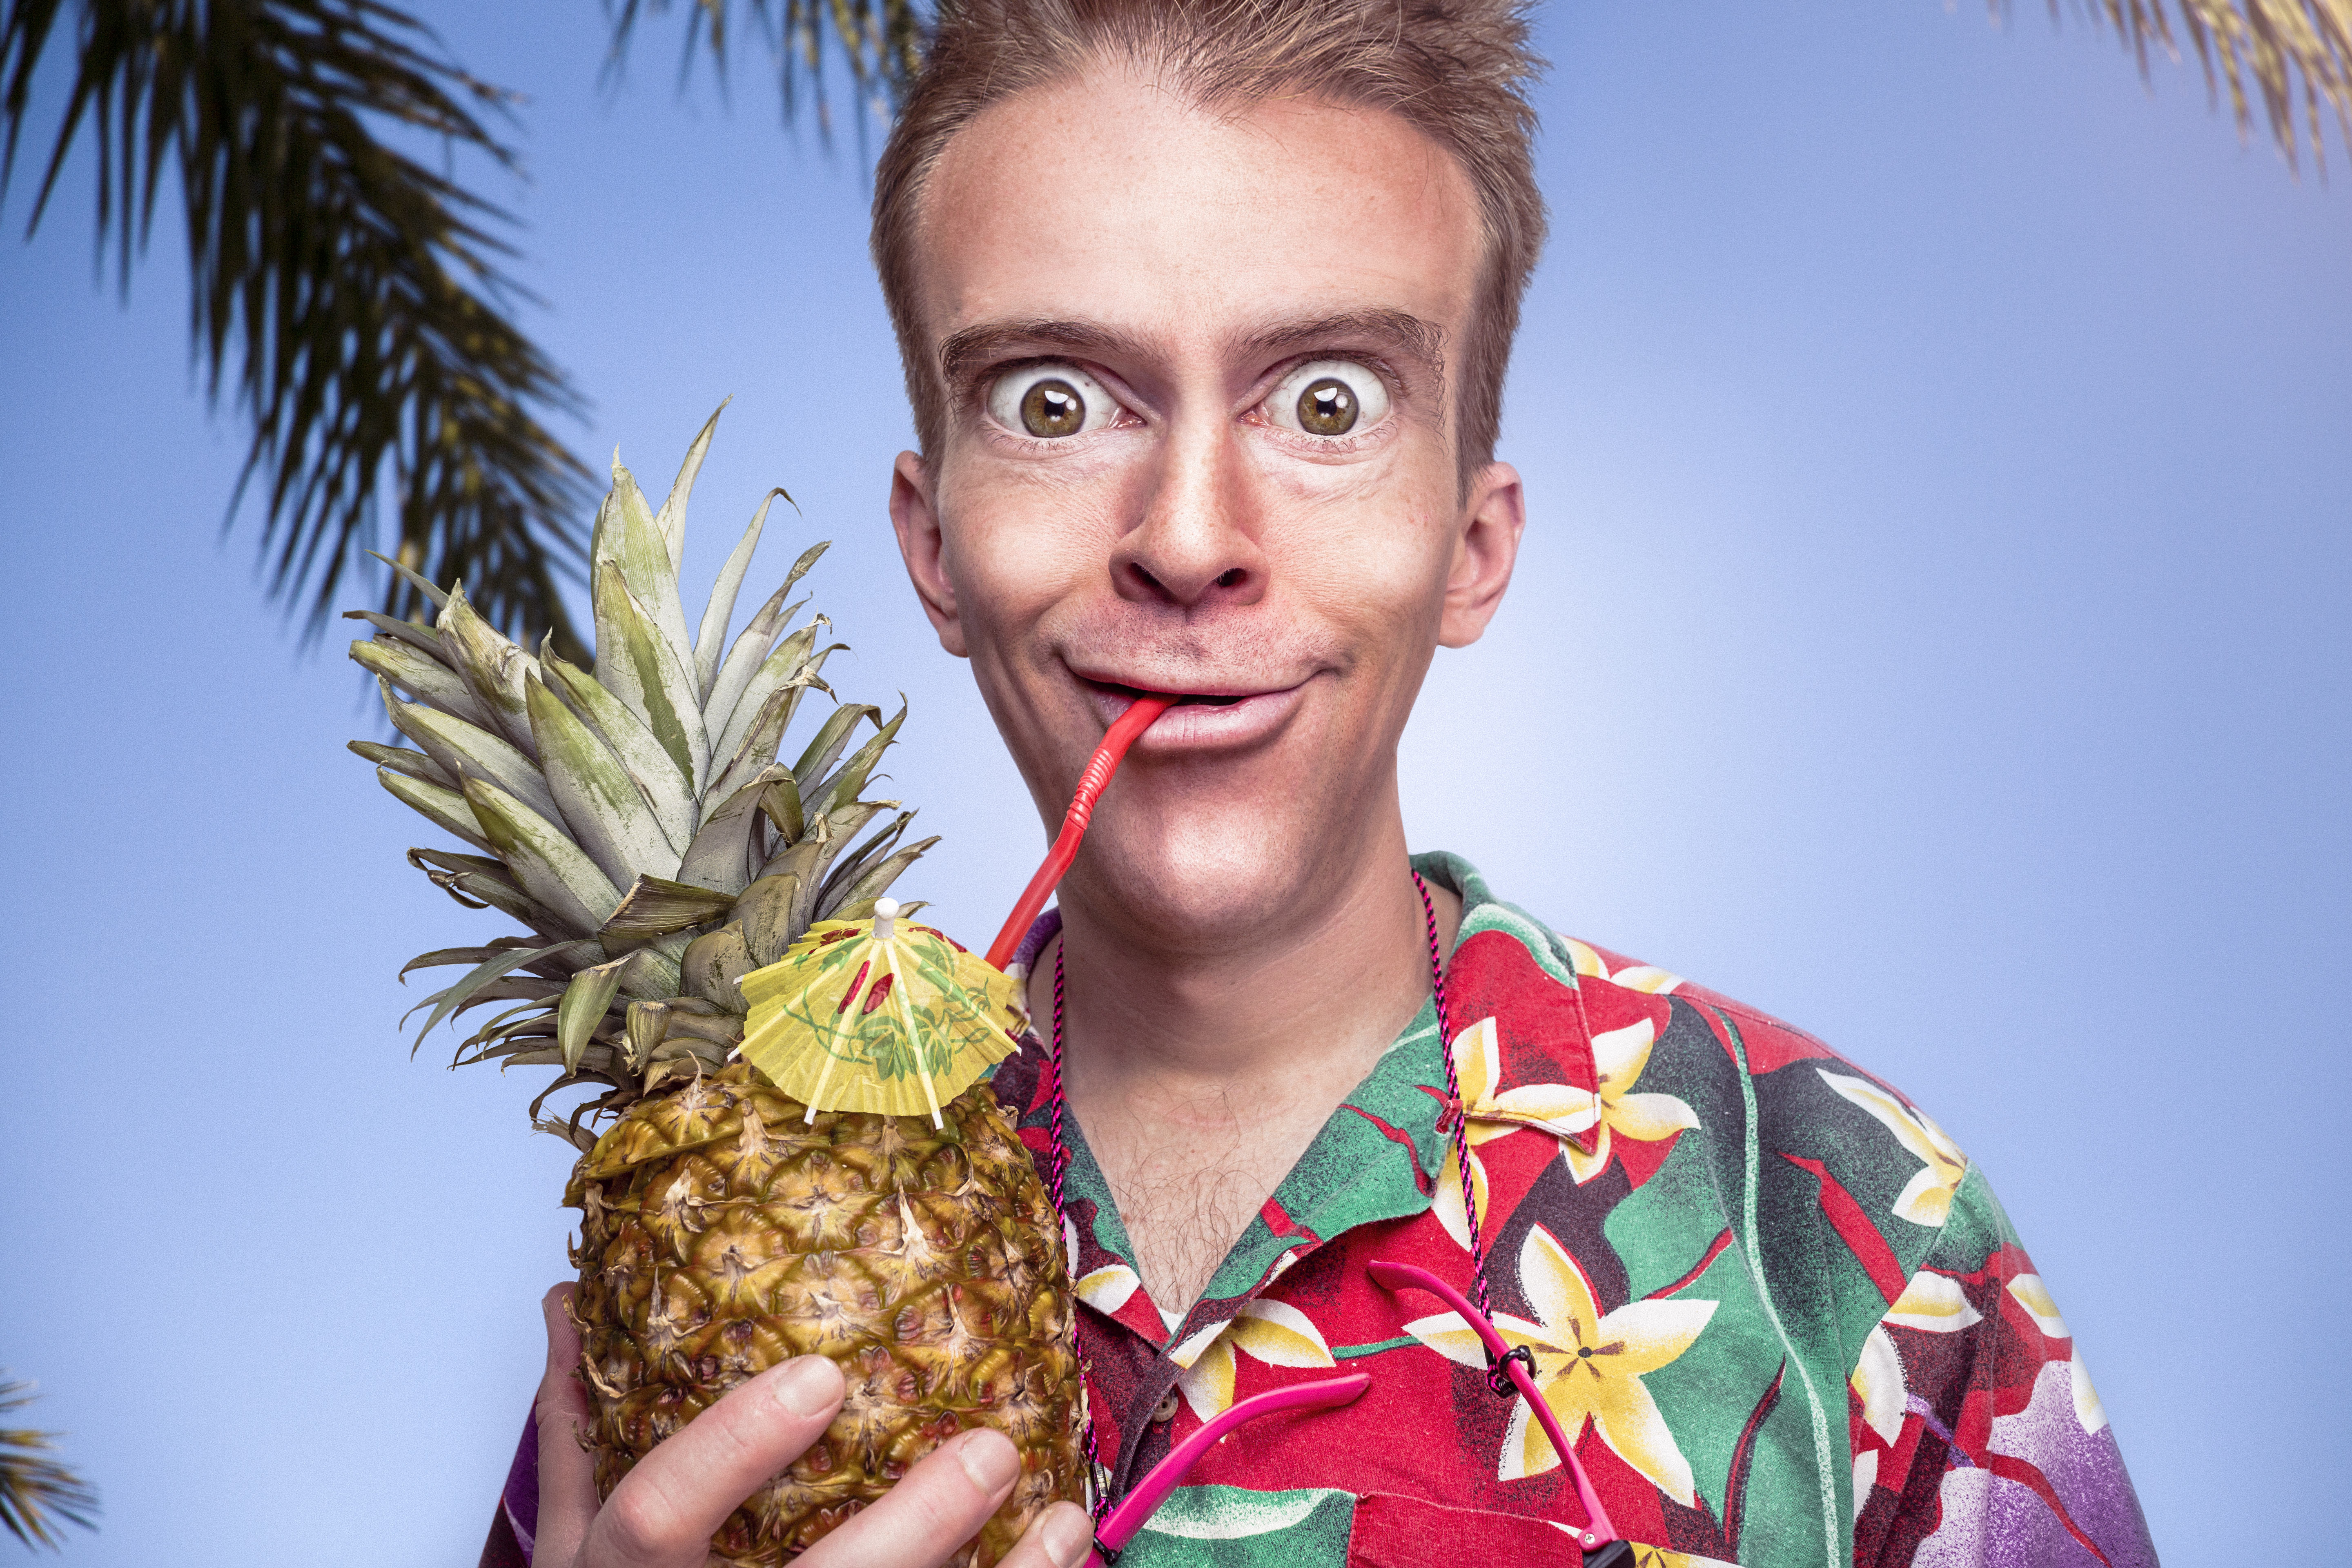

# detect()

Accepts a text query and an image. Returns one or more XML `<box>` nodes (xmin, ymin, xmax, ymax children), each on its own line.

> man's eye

<box><xmin>987</xmin><ymin>365</ymin><xmax>1120</xmax><ymax>439</ymax></box>
<box><xmin>1264</xmin><ymin>360</ymin><xmax>1391</xmax><ymax>437</ymax></box>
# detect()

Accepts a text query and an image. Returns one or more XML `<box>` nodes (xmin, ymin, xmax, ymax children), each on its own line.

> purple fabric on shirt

<box><xmin>500</xmin><ymin>1410</ymin><xmax>538</xmax><ymax>1564</ymax></box>
<box><xmin>1009</xmin><ymin>906</ymin><xmax>1060</xmax><ymax>975</ymax></box>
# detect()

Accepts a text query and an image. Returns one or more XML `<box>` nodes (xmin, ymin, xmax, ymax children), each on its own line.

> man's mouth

<box><xmin>1073</xmin><ymin>675</ymin><xmax>1310</xmax><ymax>751</ymax></box>
<box><xmin>1088</xmin><ymin>680</ymin><xmax>1255</xmax><ymax>708</ymax></box>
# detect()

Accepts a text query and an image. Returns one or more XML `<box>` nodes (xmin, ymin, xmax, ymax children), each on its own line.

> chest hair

<box><xmin>1091</xmin><ymin>1082</ymin><xmax>1331</xmax><ymax>1316</ymax></box>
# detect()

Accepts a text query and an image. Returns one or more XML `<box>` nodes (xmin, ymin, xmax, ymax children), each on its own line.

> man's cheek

<box><xmin>942</xmin><ymin>510</ymin><xmax>1080</xmax><ymax>621</ymax></box>
<box><xmin>962</xmin><ymin>574</ymin><xmax>1095</xmax><ymax>704</ymax></box>
<box><xmin>1249</xmin><ymin>447</ymin><xmax>1414</xmax><ymax>512</ymax></box>
<box><xmin>959</xmin><ymin>469</ymin><xmax>1131</xmax><ymax>557</ymax></box>
<box><xmin>1287</xmin><ymin>513</ymin><xmax>1451</xmax><ymax>615</ymax></box>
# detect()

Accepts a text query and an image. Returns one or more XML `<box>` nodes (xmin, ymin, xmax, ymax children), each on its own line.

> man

<box><xmin>515</xmin><ymin>4</ymin><xmax>2158</xmax><ymax>1566</ymax></box>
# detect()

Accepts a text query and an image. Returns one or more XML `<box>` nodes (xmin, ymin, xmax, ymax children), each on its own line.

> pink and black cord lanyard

<box><xmin>992</xmin><ymin>698</ymin><xmax>1630</xmax><ymax>1568</ymax></box>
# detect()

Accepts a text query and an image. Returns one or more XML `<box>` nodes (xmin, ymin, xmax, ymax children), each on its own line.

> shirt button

<box><xmin>1152</xmin><ymin>1391</ymin><xmax>1180</xmax><ymax>1424</ymax></box>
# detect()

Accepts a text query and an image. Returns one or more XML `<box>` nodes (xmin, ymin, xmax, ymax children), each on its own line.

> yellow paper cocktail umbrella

<box><xmin>737</xmin><ymin>898</ymin><xmax>1025</xmax><ymax>1126</ymax></box>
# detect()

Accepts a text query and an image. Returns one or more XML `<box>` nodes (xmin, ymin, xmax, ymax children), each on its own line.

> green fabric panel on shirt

<box><xmin>1604</xmin><ymin>1131</ymin><xmax>1774</xmax><ymax>1529</ymax></box>
<box><xmin>1123</xmin><ymin>1485</ymin><xmax>1355</xmax><ymax>1568</ymax></box>
<box><xmin>1605</xmin><ymin>996</ymin><xmax>1844</xmax><ymax>1555</ymax></box>
<box><xmin>1330</xmin><ymin>1335</ymin><xmax>1419</xmax><ymax>1360</ymax></box>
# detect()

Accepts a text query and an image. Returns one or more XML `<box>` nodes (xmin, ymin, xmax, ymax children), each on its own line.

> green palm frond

<box><xmin>606</xmin><ymin>0</ymin><xmax>922</xmax><ymax>137</ymax></box>
<box><xmin>0</xmin><ymin>0</ymin><xmax>592</xmax><ymax>648</ymax></box>
<box><xmin>2012</xmin><ymin>0</ymin><xmax>2352</xmax><ymax>167</ymax></box>
<box><xmin>0</xmin><ymin>1378</ymin><xmax>97</xmax><ymax>1551</ymax></box>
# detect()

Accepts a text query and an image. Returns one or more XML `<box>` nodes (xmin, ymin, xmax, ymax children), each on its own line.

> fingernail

<box><xmin>1042</xmin><ymin>1504</ymin><xmax>1094</xmax><ymax>1568</ymax></box>
<box><xmin>771</xmin><ymin>1356</ymin><xmax>840</xmax><ymax>1417</ymax></box>
<box><xmin>957</xmin><ymin>1429</ymin><xmax>1020</xmax><ymax>1493</ymax></box>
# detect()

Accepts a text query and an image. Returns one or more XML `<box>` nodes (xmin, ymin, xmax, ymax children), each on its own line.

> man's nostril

<box><xmin>1216</xmin><ymin>568</ymin><xmax>1245</xmax><ymax>588</ymax></box>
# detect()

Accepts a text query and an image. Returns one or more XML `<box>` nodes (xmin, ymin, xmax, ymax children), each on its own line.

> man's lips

<box><xmin>1074</xmin><ymin>676</ymin><xmax>1310</xmax><ymax>751</ymax></box>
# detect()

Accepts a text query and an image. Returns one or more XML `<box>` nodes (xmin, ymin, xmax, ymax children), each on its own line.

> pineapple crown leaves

<box><xmin>347</xmin><ymin>404</ymin><xmax>933</xmax><ymax>1138</ymax></box>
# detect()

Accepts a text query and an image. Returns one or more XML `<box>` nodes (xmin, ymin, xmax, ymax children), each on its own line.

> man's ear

<box><xmin>1439</xmin><ymin>460</ymin><xmax>1525</xmax><ymax>649</ymax></box>
<box><xmin>889</xmin><ymin>450</ymin><xmax>968</xmax><ymax>658</ymax></box>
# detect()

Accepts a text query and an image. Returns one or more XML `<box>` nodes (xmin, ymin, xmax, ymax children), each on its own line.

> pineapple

<box><xmin>348</xmin><ymin>407</ymin><xmax>1082</xmax><ymax>1566</ymax></box>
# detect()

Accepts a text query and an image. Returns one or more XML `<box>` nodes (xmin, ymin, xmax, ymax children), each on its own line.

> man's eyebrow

<box><xmin>935</xmin><ymin>311</ymin><xmax>1449</xmax><ymax>390</ymax></box>
<box><xmin>1239</xmin><ymin>310</ymin><xmax>1448</xmax><ymax>385</ymax></box>
<box><xmin>937</xmin><ymin>321</ymin><xmax>1147</xmax><ymax>387</ymax></box>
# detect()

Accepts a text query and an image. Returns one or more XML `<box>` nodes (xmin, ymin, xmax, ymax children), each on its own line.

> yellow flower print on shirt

<box><xmin>1169</xmin><ymin>1297</ymin><xmax>1338</xmax><ymax>1421</ymax></box>
<box><xmin>1624</xmin><ymin>1548</ymin><xmax>1738</xmax><ymax>1568</ymax></box>
<box><xmin>1562</xmin><ymin>1015</ymin><xmax>1702</xmax><ymax>1186</ymax></box>
<box><xmin>1549</xmin><ymin>1533</ymin><xmax>1733</xmax><ymax>1568</ymax></box>
<box><xmin>1432</xmin><ymin>1016</ymin><xmax>1603</xmax><ymax>1250</ymax></box>
<box><xmin>1403</xmin><ymin>1224</ymin><xmax>1717</xmax><ymax>1504</ymax></box>
<box><xmin>1065</xmin><ymin>1214</ymin><xmax>1143</xmax><ymax>1314</ymax></box>
<box><xmin>1559</xmin><ymin>933</ymin><xmax>1684</xmax><ymax>995</ymax></box>
<box><xmin>1816</xmin><ymin>1071</ymin><xmax>1968</xmax><ymax>1227</ymax></box>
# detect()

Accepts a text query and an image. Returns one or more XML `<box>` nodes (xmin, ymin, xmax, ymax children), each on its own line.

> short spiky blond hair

<box><xmin>870</xmin><ymin>0</ymin><xmax>1548</xmax><ymax>478</ymax></box>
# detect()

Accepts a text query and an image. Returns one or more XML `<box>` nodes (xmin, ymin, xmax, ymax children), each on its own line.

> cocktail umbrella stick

<box><xmin>872</xmin><ymin>903</ymin><xmax>947</xmax><ymax>1127</ymax></box>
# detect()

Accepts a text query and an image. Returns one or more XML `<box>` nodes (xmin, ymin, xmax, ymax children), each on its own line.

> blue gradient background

<box><xmin>1</xmin><ymin>2</ymin><xmax>2343</xmax><ymax>1562</ymax></box>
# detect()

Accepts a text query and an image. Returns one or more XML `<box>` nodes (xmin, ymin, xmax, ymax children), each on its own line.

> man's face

<box><xmin>891</xmin><ymin>65</ymin><xmax>1523</xmax><ymax>941</ymax></box>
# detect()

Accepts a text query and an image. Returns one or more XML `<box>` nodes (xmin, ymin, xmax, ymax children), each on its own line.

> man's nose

<box><xmin>1111</xmin><ymin>418</ymin><xmax>1265</xmax><ymax>611</ymax></box>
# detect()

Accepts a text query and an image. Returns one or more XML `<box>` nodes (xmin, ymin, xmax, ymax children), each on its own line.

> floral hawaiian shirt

<box><xmin>986</xmin><ymin>854</ymin><xmax>2157</xmax><ymax>1568</ymax></box>
<box><xmin>483</xmin><ymin>853</ymin><xmax>2156</xmax><ymax>1568</ymax></box>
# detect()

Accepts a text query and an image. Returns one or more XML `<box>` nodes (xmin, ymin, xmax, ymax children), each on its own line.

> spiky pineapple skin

<box><xmin>566</xmin><ymin>1065</ymin><xmax>1082</xmax><ymax>1567</ymax></box>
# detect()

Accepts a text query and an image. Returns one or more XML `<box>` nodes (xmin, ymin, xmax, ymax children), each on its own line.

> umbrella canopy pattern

<box><xmin>739</xmin><ymin>900</ymin><xmax>1024</xmax><ymax>1124</ymax></box>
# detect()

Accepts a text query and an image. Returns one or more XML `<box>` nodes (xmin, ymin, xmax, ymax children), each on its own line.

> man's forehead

<box><xmin>906</xmin><ymin>68</ymin><xmax>1482</xmax><ymax>369</ymax></box>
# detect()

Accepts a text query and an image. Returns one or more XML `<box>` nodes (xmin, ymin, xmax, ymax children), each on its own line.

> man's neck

<box><xmin>1027</xmin><ymin>816</ymin><xmax>1461</xmax><ymax>1314</ymax></box>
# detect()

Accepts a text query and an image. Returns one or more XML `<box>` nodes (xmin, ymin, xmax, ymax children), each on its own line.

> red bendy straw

<box><xmin>986</xmin><ymin>694</ymin><xmax>1176</xmax><ymax>971</ymax></box>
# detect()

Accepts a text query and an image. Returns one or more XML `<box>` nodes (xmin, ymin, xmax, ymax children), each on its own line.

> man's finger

<box><xmin>995</xmin><ymin>1502</ymin><xmax>1096</xmax><ymax>1568</ymax></box>
<box><xmin>796</xmin><ymin>1428</ymin><xmax>1022</xmax><ymax>1568</ymax></box>
<box><xmin>585</xmin><ymin>1354</ymin><xmax>846</xmax><ymax>1568</ymax></box>
<box><xmin>534</xmin><ymin>1284</ymin><xmax>599</xmax><ymax>1568</ymax></box>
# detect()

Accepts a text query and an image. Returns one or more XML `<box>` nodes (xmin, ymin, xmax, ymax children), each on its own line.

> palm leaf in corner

<box><xmin>0</xmin><ymin>1378</ymin><xmax>97</xmax><ymax>1550</ymax></box>
<box><xmin>2005</xmin><ymin>0</ymin><xmax>2352</xmax><ymax>168</ymax></box>
<box><xmin>605</xmin><ymin>0</ymin><xmax>922</xmax><ymax>139</ymax></box>
<box><xmin>0</xmin><ymin>0</ymin><xmax>593</xmax><ymax>650</ymax></box>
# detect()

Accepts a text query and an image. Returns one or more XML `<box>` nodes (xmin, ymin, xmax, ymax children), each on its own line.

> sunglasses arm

<box><xmin>1087</xmin><ymin>1372</ymin><xmax>1372</xmax><ymax>1568</ymax></box>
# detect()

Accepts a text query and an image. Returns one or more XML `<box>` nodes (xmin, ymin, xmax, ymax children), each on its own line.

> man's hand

<box><xmin>534</xmin><ymin>1285</ymin><xmax>1096</xmax><ymax>1568</ymax></box>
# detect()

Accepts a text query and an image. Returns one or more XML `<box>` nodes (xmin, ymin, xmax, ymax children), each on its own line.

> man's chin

<box><xmin>1057</xmin><ymin>791</ymin><xmax>1375</xmax><ymax>956</ymax></box>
